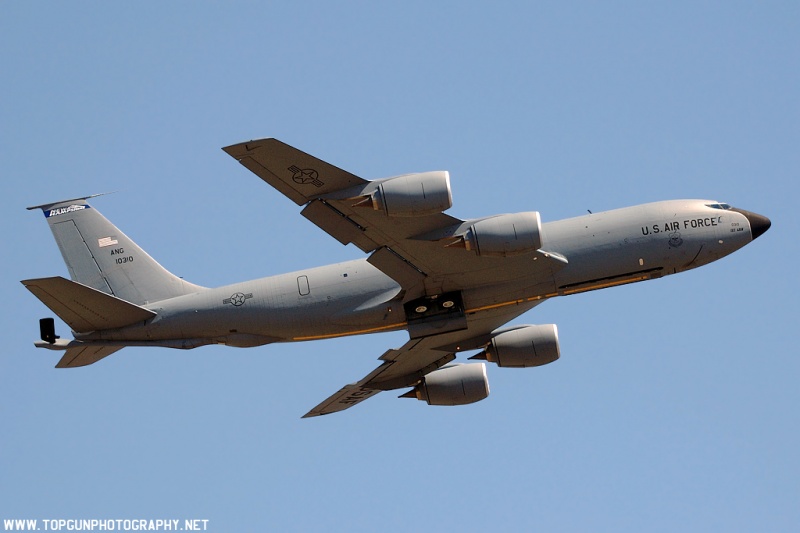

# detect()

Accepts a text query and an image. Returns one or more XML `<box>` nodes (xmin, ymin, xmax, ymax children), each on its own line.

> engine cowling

<box><xmin>483</xmin><ymin>324</ymin><xmax>560</xmax><ymax>368</ymax></box>
<box><xmin>368</xmin><ymin>171</ymin><xmax>453</xmax><ymax>217</ymax></box>
<box><xmin>462</xmin><ymin>212</ymin><xmax>543</xmax><ymax>256</ymax></box>
<box><xmin>404</xmin><ymin>363</ymin><xmax>490</xmax><ymax>406</ymax></box>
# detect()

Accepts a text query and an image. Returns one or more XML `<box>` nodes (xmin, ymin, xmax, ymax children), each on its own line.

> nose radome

<box><xmin>731</xmin><ymin>208</ymin><xmax>771</xmax><ymax>240</ymax></box>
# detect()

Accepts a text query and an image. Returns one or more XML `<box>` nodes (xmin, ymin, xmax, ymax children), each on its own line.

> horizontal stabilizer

<box><xmin>56</xmin><ymin>345</ymin><xmax>122</xmax><ymax>368</ymax></box>
<box><xmin>21</xmin><ymin>276</ymin><xmax>156</xmax><ymax>333</ymax></box>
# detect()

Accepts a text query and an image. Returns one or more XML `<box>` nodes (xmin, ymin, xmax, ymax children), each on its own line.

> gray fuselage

<box><xmin>83</xmin><ymin>199</ymin><xmax>757</xmax><ymax>349</ymax></box>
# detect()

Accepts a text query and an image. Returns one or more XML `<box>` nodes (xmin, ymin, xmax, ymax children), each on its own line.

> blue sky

<box><xmin>2</xmin><ymin>2</ymin><xmax>798</xmax><ymax>531</ymax></box>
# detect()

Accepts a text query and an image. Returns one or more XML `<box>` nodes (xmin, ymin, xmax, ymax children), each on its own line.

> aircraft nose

<box><xmin>731</xmin><ymin>208</ymin><xmax>771</xmax><ymax>240</ymax></box>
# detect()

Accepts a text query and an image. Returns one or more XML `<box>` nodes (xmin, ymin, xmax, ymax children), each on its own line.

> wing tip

<box><xmin>221</xmin><ymin>138</ymin><xmax>277</xmax><ymax>158</ymax></box>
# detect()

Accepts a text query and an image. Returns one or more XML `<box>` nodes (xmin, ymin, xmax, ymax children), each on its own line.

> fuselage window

<box><xmin>297</xmin><ymin>275</ymin><xmax>310</xmax><ymax>296</ymax></box>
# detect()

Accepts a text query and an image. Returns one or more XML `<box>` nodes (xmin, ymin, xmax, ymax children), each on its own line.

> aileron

<box><xmin>301</xmin><ymin>199</ymin><xmax>376</xmax><ymax>250</ymax></box>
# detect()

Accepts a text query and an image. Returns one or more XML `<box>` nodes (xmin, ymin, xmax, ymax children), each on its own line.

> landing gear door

<box><xmin>404</xmin><ymin>291</ymin><xmax>467</xmax><ymax>339</ymax></box>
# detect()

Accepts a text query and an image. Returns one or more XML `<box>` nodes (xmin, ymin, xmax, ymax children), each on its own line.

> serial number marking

<box><xmin>340</xmin><ymin>389</ymin><xmax>375</xmax><ymax>405</ymax></box>
<box><xmin>109</xmin><ymin>247</ymin><xmax>134</xmax><ymax>264</ymax></box>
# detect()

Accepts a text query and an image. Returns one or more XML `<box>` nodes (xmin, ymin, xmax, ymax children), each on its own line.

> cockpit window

<box><xmin>706</xmin><ymin>203</ymin><xmax>732</xmax><ymax>210</ymax></box>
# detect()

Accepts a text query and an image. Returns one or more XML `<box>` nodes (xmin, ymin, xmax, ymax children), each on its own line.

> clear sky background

<box><xmin>1</xmin><ymin>2</ymin><xmax>797</xmax><ymax>531</ymax></box>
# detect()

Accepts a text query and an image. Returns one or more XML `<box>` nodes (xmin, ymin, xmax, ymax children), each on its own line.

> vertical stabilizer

<box><xmin>28</xmin><ymin>196</ymin><xmax>204</xmax><ymax>305</ymax></box>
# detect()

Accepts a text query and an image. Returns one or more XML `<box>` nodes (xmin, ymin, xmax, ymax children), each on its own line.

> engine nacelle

<box><xmin>462</xmin><ymin>212</ymin><xmax>543</xmax><ymax>256</ymax></box>
<box><xmin>367</xmin><ymin>171</ymin><xmax>453</xmax><ymax>217</ymax></box>
<box><xmin>405</xmin><ymin>363</ymin><xmax>490</xmax><ymax>406</ymax></box>
<box><xmin>484</xmin><ymin>324</ymin><xmax>560</xmax><ymax>368</ymax></box>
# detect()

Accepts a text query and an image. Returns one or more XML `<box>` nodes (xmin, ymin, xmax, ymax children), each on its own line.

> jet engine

<box><xmin>459</xmin><ymin>212</ymin><xmax>543</xmax><ymax>256</ymax></box>
<box><xmin>356</xmin><ymin>171</ymin><xmax>452</xmax><ymax>217</ymax></box>
<box><xmin>401</xmin><ymin>363</ymin><xmax>490</xmax><ymax>406</ymax></box>
<box><xmin>476</xmin><ymin>324</ymin><xmax>560</xmax><ymax>368</ymax></box>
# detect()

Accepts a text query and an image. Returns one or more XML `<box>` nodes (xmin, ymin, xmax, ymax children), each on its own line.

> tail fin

<box><xmin>28</xmin><ymin>196</ymin><xmax>204</xmax><ymax>305</ymax></box>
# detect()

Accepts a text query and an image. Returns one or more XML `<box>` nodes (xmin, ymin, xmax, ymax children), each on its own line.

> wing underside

<box><xmin>303</xmin><ymin>299</ymin><xmax>547</xmax><ymax>417</ymax></box>
<box><xmin>223</xmin><ymin>138</ymin><xmax>559</xmax><ymax>416</ymax></box>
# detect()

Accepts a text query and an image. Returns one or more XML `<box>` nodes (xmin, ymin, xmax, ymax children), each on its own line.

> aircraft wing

<box><xmin>302</xmin><ymin>335</ymin><xmax>457</xmax><ymax>417</ymax></box>
<box><xmin>223</xmin><ymin>139</ymin><xmax>566</xmax><ymax>300</ymax></box>
<box><xmin>303</xmin><ymin>300</ymin><xmax>546</xmax><ymax>417</ymax></box>
<box><xmin>223</xmin><ymin>139</ymin><xmax>562</xmax><ymax>417</ymax></box>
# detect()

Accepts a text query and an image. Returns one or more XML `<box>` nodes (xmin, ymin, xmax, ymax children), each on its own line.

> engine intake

<box><xmin>459</xmin><ymin>212</ymin><xmax>543</xmax><ymax>256</ymax></box>
<box><xmin>479</xmin><ymin>324</ymin><xmax>560</xmax><ymax>368</ymax></box>
<box><xmin>401</xmin><ymin>363</ymin><xmax>490</xmax><ymax>406</ymax></box>
<box><xmin>356</xmin><ymin>171</ymin><xmax>453</xmax><ymax>217</ymax></box>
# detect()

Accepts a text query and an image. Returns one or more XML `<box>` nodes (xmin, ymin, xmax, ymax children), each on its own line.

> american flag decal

<box><xmin>98</xmin><ymin>236</ymin><xmax>119</xmax><ymax>248</ymax></box>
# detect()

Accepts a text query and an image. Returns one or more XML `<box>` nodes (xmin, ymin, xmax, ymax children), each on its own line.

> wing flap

<box><xmin>301</xmin><ymin>199</ymin><xmax>375</xmax><ymax>250</ymax></box>
<box><xmin>21</xmin><ymin>276</ymin><xmax>156</xmax><ymax>333</ymax></box>
<box><xmin>366</xmin><ymin>337</ymin><xmax>457</xmax><ymax>389</ymax></box>
<box><xmin>367</xmin><ymin>246</ymin><xmax>427</xmax><ymax>292</ymax></box>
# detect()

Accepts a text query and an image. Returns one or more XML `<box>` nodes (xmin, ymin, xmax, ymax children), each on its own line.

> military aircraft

<box><xmin>22</xmin><ymin>138</ymin><xmax>771</xmax><ymax>417</ymax></box>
